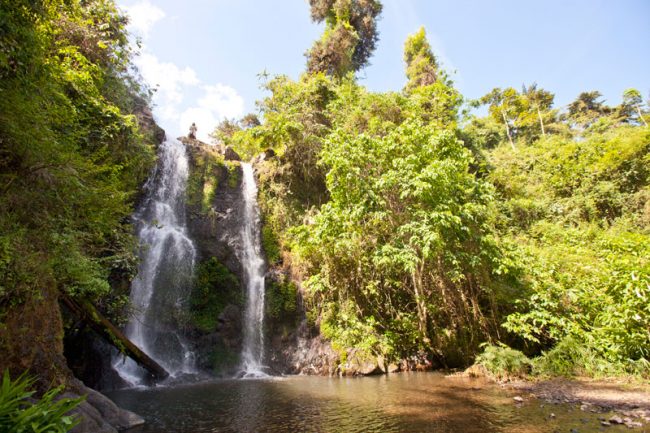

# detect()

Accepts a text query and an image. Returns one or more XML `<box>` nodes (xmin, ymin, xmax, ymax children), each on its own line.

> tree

<box><xmin>478</xmin><ymin>87</ymin><xmax>523</xmax><ymax>150</ymax></box>
<box><xmin>403</xmin><ymin>27</ymin><xmax>438</xmax><ymax>92</ymax></box>
<box><xmin>306</xmin><ymin>0</ymin><xmax>382</xmax><ymax>77</ymax></box>
<box><xmin>0</xmin><ymin>0</ymin><xmax>156</xmax><ymax>390</ymax></box>
<box><xmin>521</xmin><ymin>83</ymin><xmax>554</xmax><ymax>137</ymax></box>
<box><xmin>620</xmin><ymin>88</ymin><xmax>648</xmax><ymax>127</ymax></box>
<box><xmin>567</xmin><ymin>91</ymin><xmax>612</xmax><ymax>129</ymax></box>
<box><xmin>291</xmin><ymin>118</ymin><xmax>504</xmax><ymax>362</ymax></box>
<box><xmin>240</xmin><ymin>113</ymin><xmax>261</xmax><ymax>129</ymax></box>
<box><xmin>210</xmin><ymin>118</ymin><xmax>241</xmax><ymax>145</ymax></box>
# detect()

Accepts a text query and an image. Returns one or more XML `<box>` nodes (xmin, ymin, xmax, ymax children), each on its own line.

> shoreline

<box><xmin>504</xmin><ymin>377</ymin><xmax>650</xmax><ymax>428</ymax></box>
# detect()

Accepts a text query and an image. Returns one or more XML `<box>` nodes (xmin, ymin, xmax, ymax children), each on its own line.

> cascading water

<box><xmin>239</xmin><ymin>163</ymin><xmax>268</xmax><ymax>378</ymax></box>
<box><xmin>114</xmin><ymin>138</ymin><xmax>197</xmax><ymax>386</ymax></box>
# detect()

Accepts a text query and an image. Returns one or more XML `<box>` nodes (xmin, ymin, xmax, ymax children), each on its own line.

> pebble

<box><xmin>513</xmin><ymin>396</ymin><xmax>524</xmax><ymax>403</ymax></box>
<box><xmin>609</xmin><ymin>416</ymin><xmax>624</xmax><ymax>425</ymax></box>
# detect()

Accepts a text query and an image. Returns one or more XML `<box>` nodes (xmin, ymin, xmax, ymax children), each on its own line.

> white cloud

<box><xmin>135</xmin><ymin>52</ymin><xmax>200</xmax><ymax>120</ymax></box>
<box><xmin>179</xmin><ymin>108</ymin><xmax>217</xmax><ymax>142</ymax></box>
<box><xmin>179</xmin><ymin>84</ymin><xmax>245</xmax><ymax>142</ymax></box>
<box><xmin>199</xmin><ymin>84</ymin><xmax>245</xmax><ymax>120</ymax></box>
<box><xmin>119</xmin><ymin>1</ymin><xmax>245</xmax><ymax>141</ymax></box>
<box><xmin>123</xmin><ymin>0</ymin><xmax>165</xmax><ymax>38</ymax></box>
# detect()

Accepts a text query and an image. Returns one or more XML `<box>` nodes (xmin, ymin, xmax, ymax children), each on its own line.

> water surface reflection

<box><xmin>108</xmin><ymin>372</ymin><xmax>625</xmax><ymax>433</ymax></box>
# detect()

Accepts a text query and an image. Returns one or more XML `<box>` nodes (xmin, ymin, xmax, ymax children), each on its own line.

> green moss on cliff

<box><xmin>226</xmin><ymin>161</ymin><xmax>241</xmax><ymax>189</ymax></box>
<box><xmin>206</xmin><ymin>341</ymin><xmax>240</xmax><ymax>373</ymax></box>
<box><xmin>189</xmin><ymin>257</ymin><xmax>241</xmax><ymax>333</ymax></box>
<box><xmin>187</xmin><ymin>149</ymin><xmax>225</xmax><ymax>214</ymax></box>
<box><xmin>261</xmin><ymin>225</ymin><xmax>281</xmax><ymax>266</ymax></box>
<box><xmin>265</xmin><ymin>275</ymin><xmax>299</xmax><ymax>339</ymax></box>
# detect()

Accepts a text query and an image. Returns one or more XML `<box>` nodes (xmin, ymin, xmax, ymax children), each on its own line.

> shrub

<box><xmin>474</xmin><ymin>343</ymin><xmax>532</xmax><ymax>380</ymax></box>
<box><xmin>0</xmin><ymin>370</ymin><xmax>82</xmax><ymax>433</ymax></box>
<box><xmin>532</xmin><ymin>336</ymin><xmax>618</xmax><ymax>378</ymax></box>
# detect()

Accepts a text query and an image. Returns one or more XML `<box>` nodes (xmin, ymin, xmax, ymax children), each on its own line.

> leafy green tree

<box><xmin>0</xmin><ymin>0</ymin><xmax>157</xmax><ymax>388</ymax></box>
<box><xmin>478</xmin><ymin>87</ymin><xmax>523</xmax><ymax>150</ymax></box>
<box><xmin>210</xmin><ymin>118</ymin><xmax>241</xmax><ymax>145</ymax></box>
<box><xmin>403</xmin><ymin>27</ymin><xmax>438</xmax><ymax>92</ymax></box>
<box><xmin>567</xmin><ymin>91</ymin><xmax>612</xmax><ymax>129</ymax></box>
<box><xmin>291</xmin><ymin>117</ymin><xmax>508</xmax><ymax>363</ymax></box>
<box><xmin>306</xmin><ymin>0</ymin><xmax>382</xmax><ymax>77</ymax></box>
<box><xmin>520</xmin><ymin>83</ymin><xmax>555</xmax><ymax>138</ymax></box>
<box><xmin>620</xmin><ymin>88</ymin><xmax>648</xmax><ymax>127</ymax></box>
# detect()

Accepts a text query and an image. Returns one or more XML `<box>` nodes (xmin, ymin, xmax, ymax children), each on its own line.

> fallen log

<box><xmin>61</xmin><ymin>294</ymin><xmax>169</xmax><ymax>381</ymax></box>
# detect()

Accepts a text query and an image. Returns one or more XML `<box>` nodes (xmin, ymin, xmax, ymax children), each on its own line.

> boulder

<box><xmin>341</xmin><ymin>349</ymin><xmax>383</xmax><ymax>376</ymax></box>
<box><xmin>254</xmin><ymin>148</ymin><xmax>275</xmax><ymax>163</ymax></box>
<box><xmin>224</xmin><ymin>146</ymin><xmax>241</xmax><ymax>161</ymax></box>
<box><xmin>67</xmin><ymin>380</ymin><xmax>145</xmax><ymax>433</ymax></box>
<box><xmin>464</xmin><ymin>363</ymin><xmax>489</xmax><ymax>378</ymax></box>
<box><xmin>289</xmin><ymin>333</ymin><xmax>339</xmax><ymax>376</ymax></box>
<box><xmin>387</xmin><ymin>363</ymin><xmax>400</xmax><ymax>374</ymax></box>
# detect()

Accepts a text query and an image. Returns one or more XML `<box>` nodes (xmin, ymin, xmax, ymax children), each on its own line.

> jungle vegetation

<box><xmin>218</xmin><ymin>0</ymin><xmax>650</xmax><ymax>376</ymax></box>
<box><xmin>0</xmin><ymin>0</ymin><xmax>159</xmax><ymax>399</ymax></box>
<box><xmin>0</xmin><ymin>4</ymin><xmax>648</xmax><ymax>429</ymax></box>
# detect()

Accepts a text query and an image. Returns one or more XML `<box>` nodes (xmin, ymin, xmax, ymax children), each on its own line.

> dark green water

<box><xmin>108</xmin><ymin>372</ymin><xmax>627</xmax><ymax>433</ymax></box>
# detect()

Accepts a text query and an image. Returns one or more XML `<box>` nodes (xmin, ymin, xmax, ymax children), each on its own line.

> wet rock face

<box><xmin>0</xmin><ymin>286</ymin><xmax>71</xmax><ymax>392</ymax></box>
<box><xmin>183</xmin><ymin>139</ymin><xmax>244</xmax><ymax>277</ymax></box>
<box><xmin>133</xmin><ymin>96</ymin><xmax>165</xmax><ymax>146</ymax></box>
<box><xmin>64</xmin><ymin>329</ymin><xmax>129</xmax><ymax>392</ymax></box>
<box><xmin>181</xmin><ymin>139</ymin><xmax>247</xmax><ymax>374</ymax></box>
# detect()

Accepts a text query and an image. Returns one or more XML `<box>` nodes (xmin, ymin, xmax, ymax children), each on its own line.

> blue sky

<box><xmin>117</xmin><ymin>0</ymin><xmax>650</xmax><ymax>141</ymax></box>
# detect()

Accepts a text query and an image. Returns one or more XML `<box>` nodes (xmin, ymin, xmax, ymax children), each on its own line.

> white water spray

<box><xmin>239</xmin><ymin>163</ymin><xmax>268</xmax><ymax>378</ymax></box>
<box><xmin>114</xmin><ymin>138</ymin><xmax>196</xmax><ymax>385</ymax></box>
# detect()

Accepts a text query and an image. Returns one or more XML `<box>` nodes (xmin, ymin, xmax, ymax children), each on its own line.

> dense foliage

<box><xmin>229</xmin><ymin>28</ymin><xmax>515</xmax><ymax>366</ymax></box>
<box><xmin>225</xmin><ymin>13</ymin><xmax>649</xmax><ymax>375</ymax></box>
<box><xmin>306</xmin><ymin>0</ymin><xmax>383</xmax><ymax>76</ymax></box>
<box><xmin>0</xmin><ymin>0</ymin><xmax>157</xmax><ymax>315</ymax></box>
<box><xmin>1</xmin><ymin>0</ymin><xmax>647</xmax><ymax>404</ymax></box>
<box><xmin>488</xmin><ymin>126</ymin><xmax>650</xmax><ymax>371</ymax></box>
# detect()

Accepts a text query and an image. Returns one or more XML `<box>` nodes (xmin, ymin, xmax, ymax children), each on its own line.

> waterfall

<box><xmin>239</xmin><ymin>163</ymin><xmax>268</xmax><ymax>378</ymax></box>
<box><xmin>114</xmin><ymin>138</ymin><xmax>197</xmax><ymax>386</ymax></box>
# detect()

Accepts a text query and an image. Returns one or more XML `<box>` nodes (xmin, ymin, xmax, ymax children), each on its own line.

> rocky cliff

<box><xmin>181</xmin><ymin>138</ymin><xmax>316</xmax><ymax>376</ymax></box>
<box><xmin>180</xmin><ymin>137</ymin><xmax>246</xmax><ymax>374</ymax></box>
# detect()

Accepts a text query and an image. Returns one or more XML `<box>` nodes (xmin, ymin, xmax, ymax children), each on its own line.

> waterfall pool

<box><xmin>107</xmin><ymin>372</ymin><xmax>623</xmax><ymax>433</ymax></box>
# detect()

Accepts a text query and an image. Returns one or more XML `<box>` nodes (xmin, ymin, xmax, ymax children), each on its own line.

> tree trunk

<box><xmin>637</xmin><ymin>105</ymin><xmax>648</xmax><ymax>127</ymax></box>
<box><xmin>502</xmin><ymin>111</ymin><xmax>515</xmax><ymax>150</ymax></box>
<box><xmin>60</xmin><ymin>294</ymin><xmax>169</xmax><ymax>381</ymax></box>
<box><xmin>411</xmin><ymin>268</ymin><xmax>429</xmax><ymax>343</ymax></box>
<box><xmin>537</xmin><ymin>107</ymin><xmax>546</xmax><ymax>136</ymax></box>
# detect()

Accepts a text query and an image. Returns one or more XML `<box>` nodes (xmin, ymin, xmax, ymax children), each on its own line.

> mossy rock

<box><xmin>189</xmin><ymin>257</ymin><xmax>242</xmax><ymax>333</ymax></box>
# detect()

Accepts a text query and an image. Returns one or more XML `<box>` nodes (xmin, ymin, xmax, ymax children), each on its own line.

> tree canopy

<box><xmin>306</xmin><ymin>0</ymin><xmax>383</xmax><ymax>77</ymax></box>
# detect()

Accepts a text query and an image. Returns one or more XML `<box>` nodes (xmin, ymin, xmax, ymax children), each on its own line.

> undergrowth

<box><xmin>0</xmin><ymin>370</ymin><xmax>82</xmax><ymax>433</ymax></box>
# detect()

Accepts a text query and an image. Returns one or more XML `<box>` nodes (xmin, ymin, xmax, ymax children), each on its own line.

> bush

<box><xmin>532</xmin><ymin>336</ymin><xmax>618</xmax><ymax>378</ymax></box>
<box><xmin>474</xmin><ymin>343</ymin><xmax>532</xmax><ymax>380</ymax></box>
<box><xmin>0</xmin><ymin>370</ymin><xmax>82</xmax><ymax>433</ymax></box>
